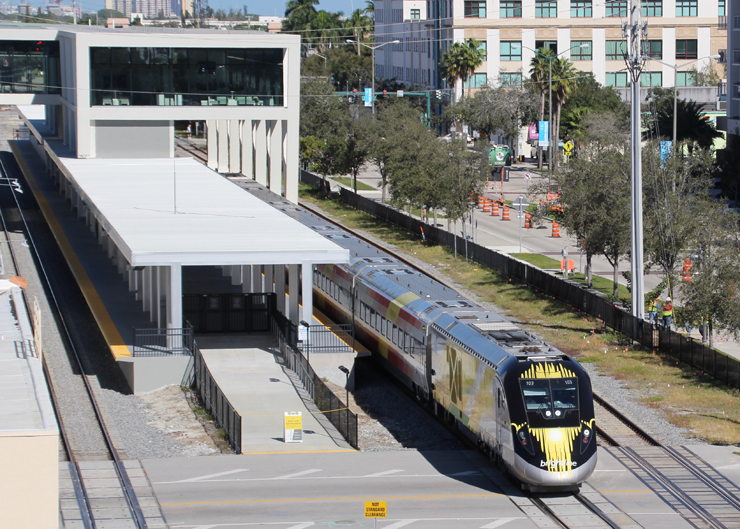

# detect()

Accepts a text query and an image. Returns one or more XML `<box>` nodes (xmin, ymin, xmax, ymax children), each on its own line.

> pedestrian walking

<box><xmin>662</xmin><ymin>297</ymin><xmax>673</xmax><ymax>330</ymax></box>
<box><xmin>186</xmin><ymin>124</ymin><xmax>192</xmax><ymax>139</ymax></box>
<box><xmin>647</xmin><ymin>297</ymin><xmax>660</xmax><ymax>327</ymax></box>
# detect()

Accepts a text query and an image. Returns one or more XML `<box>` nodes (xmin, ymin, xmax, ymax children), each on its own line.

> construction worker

<box><xmin>647</xmin><ymin>297</ymin><xmax>660</xmax><ymax>327</ymax></box>
<box><xmin>662</xmin><ymin>297</ymin><xmax>673</xmax><ymax>330</ymax></box>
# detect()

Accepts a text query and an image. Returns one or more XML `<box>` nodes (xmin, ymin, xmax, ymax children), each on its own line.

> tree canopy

<box><xmin>440</xmin><ymin>39</ymin><xmax>485</xmax><ymax>100</ymax></box>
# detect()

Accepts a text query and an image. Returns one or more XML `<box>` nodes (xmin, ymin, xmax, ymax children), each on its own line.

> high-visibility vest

<box><xmin>662</xmin><ymin>304</ymin><xmax>673</xmax><ymax>317</ymax></box>
<box><xmin>648</xmin><ymin>301</ymin><xmax>658</xmax><ymax>312</ymax></box>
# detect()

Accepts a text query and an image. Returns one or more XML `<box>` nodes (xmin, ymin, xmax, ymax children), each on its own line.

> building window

<box><xmin>464</xmin><ymin>0</ymin><xmax>486</xmax><ymax>17</ymax></box>
<box><xmin>675</xmin><ymin>0</ymin><xmax>697</xmax><ymax>16</ymax></box>
<box><xmin>606</xmin><ymin>72</ymin><xmax>629</xmax><ymax>87</ymax></box>
<box><xmin>535</xmin><ymin>0</ymin><xmax>557</xmax><ymax>17</ymax></box>
<box><xmin>466</xmin><ymin>73</ymin><xmax>488</xmax><ymax>88</ymax></box>
<box><xmin>642</xmin><ymin>40</ymin><xmax>663</xmax><ymax>59</ymax></box>
<box><xmin>719</xmin><ymin>0</ymin><xmax>725</xmax><ymax>16</ymax></box>
<box><xmin>676</xmin><ymin>72</ymin><xmax>697</xmax><ymax>86</ymax></box>
<box><xmin>570</xmin><ymin>0</ymin><xmax>592</xmax><ymax>17</ymax></box>
<box><xmin>735</xmin><ymin>15</ymin><xmax>740</xmax><ymax>28</ymax></box>
<box><xmin>571</xmin><ymin>41</ymin><xmax>592</xmax><ymax>60</ymax></box>
<box><xmin>500</xmin><ymin>41</ymin><xmax>522</xmax><ymax>61</ymax></box>
<box><xmin>641</xmin><ymin>71</ymin><xmax>662</xmax><ymax>87</ymax></box>
<box><xmin>89</xmin><ymin>47</ymin><xmax>284</xmax><ymax>107</ymax></box>
<box><xmin>642</xmin><ymin>0</ymin><xmax>662</xmax><ymax>16</ymax></box>
<box><xmin>605</xmin><ymin>40</ymin><xmax>627</xmax><ymax>60</ymax></box>
<box><xmin>675</xmin><ymin>40</ymin><xmax>697</xmax><ymax>59</ymax></box>
<box><xmin>479</xmin><ymin>41</ymin><xmax>487</xmax><ymax>60</ymax></box>
<box><xmin>606</xmin><ymin>0</ymin><xmax>627</xmax><ymax>16</ymax></box>
<box><xmin>733</xmin><ymin>49</ymin><xmax>740</xmax><ymax>64</ymax></box>
<box><xmin>535</xmin><ymin>41</ymin><xmax>558</xmax><ymax>54</ymax></box>
<box><xmin>500</xmin><ymin>72</ymin><xmax>522</xmax><ymax>87</ymax></box>
<box><xmin>410</xmin><ymin>8</ymin><xmax>420</xmax><ymax>18</ymax></box>
<box><xmin>500</xmin><ymin>0</ymin><xmax>522</xmax><ymax>17</ymax></box>
<box><xmin>0</xmin><ymin>41</ymin><xmax>61</xmax><ymax>95</ymax></box>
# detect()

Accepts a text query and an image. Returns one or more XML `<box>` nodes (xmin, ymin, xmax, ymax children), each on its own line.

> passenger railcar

<box><xmin>264</xmin><ymin>198</ymin><xmax>597</xmax><ymax>491</ymax></box>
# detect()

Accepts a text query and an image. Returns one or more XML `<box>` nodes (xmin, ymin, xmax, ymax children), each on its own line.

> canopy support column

<box><xmin>288</xmin><ymin>264</ymin><xmax>299</xmax><ymax>324</ymax></box>
<box><xmin>301</xmin><ymin>263</ymin><xmax>313</xmax><ymax>326</ymax></box>
<box><xmin>168</xmin><ymin>264</ymin><xmax>182</xmax><ymax>330</ymax></box>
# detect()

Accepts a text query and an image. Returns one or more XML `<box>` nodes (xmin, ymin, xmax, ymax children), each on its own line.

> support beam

<box><xmin>229</xmin><ymin>120</ymin><xmax>241</xmax><ymax>174</ymax></box>
<box><xmin>168</xmin><ymin>264</ymin><xmax>182</xmax><ymax>329</ymax></box>
<box><xmin>241</xmin><ymin>120</ymin><xmax>253</xmax><ymax>179</ymax></box>
<box><xmin>217</xmin><ymin>119</ymin><xmax>229</xmax><ymax>173</ymax></box>
<box><xmin>288</xmin><ymin>264</ymin><xmax>299</xmax><ymax>325</ymax></box>
<box><xmin>253</xmin><ymin>120</ymin><xmax>267</xmax><ymax>186</ymax></box>
<box><xmin>230</xmin><ymin>265</ymin><xmax>242</xmax><ymax>286</ymax></box>
<box><xmin>142</xmin><ymin>266</ymin><xmax>150</xmax><ymax>312</ymax></box>
<box><xmin>252</xmin><ymin>265</ymin><xmax>262</xmax><ymax>293</ymax></box>
<box><xmin>269</xmin><ymin>120</ymin><xmax>282</xmax><ymax>195</ymax></box>
<box><xmin>264</xmin><ymin>265</ymin><xmax>273</xmax><ymax>293</ymax></box>
<box><xmin>206</xmin><ymin>120</ymin><xmax>217</xmax><ymax>170</ymax></box>
<box><xmin>157</xmin><ymin>266</ymin><xmax>164</xmax><ymax>328</ymax></box>
<box><xmin>284</xmin><ymin>119</ymin><xmax>299</xmax><ymax>203</ymax></box>
<box><xmin>241</xmin><ymin>265</ymin><xmax>252</xmax><ymax>293</ymax></box>
<box><xmin>148</xmin><ymin>266</ymin><xmax>157</xmax><ymax>322</ymax></box>
<box><xmin>275</xmin><ymin>264</ymin><xmax>286</xmax><ymax>315</ymax></box>
<box><xmin>301</xmin><ymin>263</ymin><xmax>313</xmax><ymax>326</ymax></box>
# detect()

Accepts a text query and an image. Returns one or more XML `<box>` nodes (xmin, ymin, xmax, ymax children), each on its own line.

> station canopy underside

<box><xmin>56</xmin><ymin>155</ymin><xmax>349</xmax><ymax>267</ymax></box>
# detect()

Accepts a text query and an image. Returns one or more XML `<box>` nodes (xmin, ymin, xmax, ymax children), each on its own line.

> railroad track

<box><xmin>0</xmin><ymin>152</ymin><xmax>155</xmax><ymax>528</ymax></box>
<box><xmin>175</xmin><ymin>136</ymin><xmax>208</xmax><ymax>163</ymax></box>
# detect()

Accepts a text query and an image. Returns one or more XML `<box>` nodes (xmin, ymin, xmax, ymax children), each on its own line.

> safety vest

<box><xmin>648</xmin><ymin>300</ymin><xmax>658</xmax><ymax>312</ymax></box>
<box><xmin>662</xmin><ymin>304</ymin><xmax>673</xmax><ymax>317</ymax></box>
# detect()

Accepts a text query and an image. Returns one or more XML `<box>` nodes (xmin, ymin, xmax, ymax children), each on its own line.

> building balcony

<box><xmin>719</xmin><ymin>15</ymin><xmax>727</xmax><ymax>30</ymax></box>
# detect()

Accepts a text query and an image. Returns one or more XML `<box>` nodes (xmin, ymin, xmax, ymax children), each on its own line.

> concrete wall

<box><xmin>118</xmin><ymin>356</ymin><xmax>193</xmax><ymax>394</ymax></box>
<box><xmin>0</xmin><ymin>432</ymin><xmax>59</xmax><ymax>529</ymax></box>
<box><xmin>94</xmin><ymin>120</ymin><xmax>172</xmax><ymax>158</ymax></box>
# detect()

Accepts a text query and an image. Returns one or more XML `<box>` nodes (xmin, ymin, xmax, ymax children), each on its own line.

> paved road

<box><xmin>144</xmin><ymin>450</ymin><xmax>539</xmax><ymax>528</ymax></box>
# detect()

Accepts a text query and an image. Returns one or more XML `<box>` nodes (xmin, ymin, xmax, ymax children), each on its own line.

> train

<box><xmin>276</xmin><ymin>201</ymin><xmax>597</xmax><ymax>491</ymax></box>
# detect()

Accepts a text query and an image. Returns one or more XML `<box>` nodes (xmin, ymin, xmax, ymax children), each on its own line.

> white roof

<box><xmin>58</xmin><ymin>157</ymin><xmax>349</xmax><ymax>267</ymax></box>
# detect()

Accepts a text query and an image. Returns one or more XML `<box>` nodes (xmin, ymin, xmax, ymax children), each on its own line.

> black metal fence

<box><xmin>302</xmin><ymin>324</ymin><xmax>355</xmax><ymax>355</ymax></box>
<box><xmin>271</xmin><ymin>314</ymin><xmax>359</xmax><ymax>449</ymax></box>
<box><xmin>332</xmin><ymin>186</ymin><xmax>740</xmax><ymax>390</ymax></box>
<box><xmin>184</xmin><ymin>293</ymin><xmax>273</xmax><ymax>333</ymax></box>
<box><xmin>132</xmin><ymin>325</ymin><xmax>194</xmax><ymax>356</ymax></box>
<box><xmin>190</xmin><ymin>340</ymin><xmax>242</xmax><ymax>453</ymax></box>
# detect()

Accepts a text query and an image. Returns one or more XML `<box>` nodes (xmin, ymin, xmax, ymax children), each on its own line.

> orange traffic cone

<box><xmin>492</xmin><ymin>201</ymin><xmax>499</xmax><ymax>216</ymax></box>
<box><xmin>483</xmin><ymin>200</ymin><xmax>491</xmax><ymax>213</ymax></box>
<box><xmin>552</xmin><ymin>221</ymin><xmax>560</xmax><ymax>238</ymax></box>
<box><xmin>502</xmin><ymin>206</ymin><xmax>510</xmax><ymax>221</ymax></box>
<box><xmin>525</xmin><ymin>212</ymin><xmax>532</xmax><ymax>228</ymax></box>
<box><xmin>478</xmin><ymin>196</ymin><xmax>485</xmax><ymax>208</ymax></box>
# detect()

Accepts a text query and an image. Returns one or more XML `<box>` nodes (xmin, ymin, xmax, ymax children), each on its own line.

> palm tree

<box><xmin>346</xmin><ymin>9</ymin><xmax>373</xmax><ymax>55</ymax></box>
<box><xmin>528</xmin><ymin>48</ymin><xmax>554</xmax><ymax>169</ymax></box>
<box><xmin>551</xmin><ymin>57</ymin><xmax>578</xmax><ymax>168</ymax></box>
<box><xmin>283</xmin><ymin>0</ymin><xmax>318</xmax><ymax>31</ymax></box>
<box><xmin>440</xmin><ymin>39</ymin><xmax>485</xmax><ymax>100</ymax></box>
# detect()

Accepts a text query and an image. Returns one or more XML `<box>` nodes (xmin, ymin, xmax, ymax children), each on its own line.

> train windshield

<box><xmin>520</xmin><ymin>378</ymin><xmax>579</xmax><ymax>416</ymax></box>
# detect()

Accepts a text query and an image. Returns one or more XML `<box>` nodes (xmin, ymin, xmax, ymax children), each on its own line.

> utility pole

<box><xmin>627</xmin><ymin>0</ymin><xmax>646</xmax><ymax>320</ymax></box>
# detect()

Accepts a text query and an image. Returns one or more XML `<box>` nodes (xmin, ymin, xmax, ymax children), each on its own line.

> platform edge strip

<box><xmin>9</xmin><ymin>141</ymin><xmax>131</xmax><ymax>359</ymax></box>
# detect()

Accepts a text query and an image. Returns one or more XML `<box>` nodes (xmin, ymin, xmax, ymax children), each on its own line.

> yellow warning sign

<box><xmin>364</xmin><ymin>501</ymin><xmax>387</xmax><ymax>518</ymax></box>
<box><xmin>284</xmin><ymin>412</ymin><xmax>303</xmax><ymax>443</ymax></box>
<box><xmin>564</xmin><ymin>140</ymin><xmax>574</xmax><ymax>156</ymax></box>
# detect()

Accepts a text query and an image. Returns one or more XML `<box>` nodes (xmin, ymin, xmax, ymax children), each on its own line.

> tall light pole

<box><xmin>627</xmin><ymin>0</ymin><xmax>645</xmax><ymax>319</ymax></box>
<box><xmin>648</xmin><ymin>55</ymin><xmax>721</xmax><ymax>147</ymax></box>
<box><xmin>514</xmin><ymin>44</ymin><xmax>587</xmax><ymax>185</ymax></box>
<box><xmin>348</xmin><ymin>39</ymin><xmax>400</xmax><ymax>115</ymax></box>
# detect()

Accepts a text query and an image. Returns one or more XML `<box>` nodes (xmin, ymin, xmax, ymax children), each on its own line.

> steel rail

<box><xmin>592</xmin><ymin>392</ymin><xmax>662</xmax><ymax>447</ymax></box>
<box><xmin>0</xmin><ymin>155</ymin><xmax>148</xmax><ymax>529</ymax></box>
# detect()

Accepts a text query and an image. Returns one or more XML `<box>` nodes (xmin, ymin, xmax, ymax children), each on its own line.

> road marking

<box><xmin>155</xmin><ymin>472</ymin><xmax>487</xmax><ymax>484</ymax></box>
<box><xmin>384</xmin><ymin>521</ymin><xmax>416</xmax><ymax>529</ymax></box>
<box><xmin>241</xmin><ymin>450</ymin><xmax>355</xmax><ymax>455</ymax></box>
<box><xmin>363</xmin><ymin>469</ymin><xmax>404</xmax><ymax>478</ymax></box>
<box><xmin>716</xmin><ymin>463</ymin><xmax>740</xmax><ymax>470</ymax></box>
<box><xmin>275</xmin><ymin>469</ymin><xmax>322</xmax><ymax>479</ymax></box>
<box><xmin>593</xmin><ymin>469</ymin><xmax>627</xmax><ymax>472</ymax></box>
<box><xmin>480</xmin><ymin>519</ymin><xmax>520</xmax><ymax>528</ymax></box>
<box><xmin>161</xmin><ymin>493</ymin><xmax>503</xmax><ymax>507</ymax></box>
<box><xmin>286</xmin><ymin>524</ymin><xmax>314</xmax><ymax>529</ymax></box>
<box><xmin>174</xmin><ymin>470</ymin><xmax>250</xmax><ymax>483</ymax></box>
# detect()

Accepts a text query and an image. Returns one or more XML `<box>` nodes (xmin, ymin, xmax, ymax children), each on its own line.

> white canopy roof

<box><xmin>58</xmin><ymin>156</ymin><xmax>349</xmax><ymax>267</ymax></box>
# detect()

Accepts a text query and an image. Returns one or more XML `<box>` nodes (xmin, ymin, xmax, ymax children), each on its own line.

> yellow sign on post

<box><xmin>365</xmin><ymin>501</ymin><xmax>387</xmax><ymax>518</ymax></box>
<box><xmin>563</xmin><ymin>140</ymin><xmax>574</xmax><ymax>156</ymax></box>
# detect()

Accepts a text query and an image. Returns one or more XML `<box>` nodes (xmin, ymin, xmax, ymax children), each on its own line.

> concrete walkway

<box><xmin>196</xmin><ymin>333</ymin><xmax>354</xmax><ymax>454</ymax></box>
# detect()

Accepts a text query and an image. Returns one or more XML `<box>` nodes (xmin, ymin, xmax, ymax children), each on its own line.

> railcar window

<box><xmin>520</xmin><ymin>378</ymin><xmax>579</xmax><ymax>415</ymax></box>
<box><xmin>551</xmin><ymin>378</ymin><xmax>579</xmax><ymax>410</ymax></box>
<box><xmin>393</xmin><ymin>324</ymin><xmax>399</xmax><ymax>344</ymax></box>
<box><xmin>521</xmin><ymin>380</ymin><xmax>551</xmax><ymax>411</ymax></box>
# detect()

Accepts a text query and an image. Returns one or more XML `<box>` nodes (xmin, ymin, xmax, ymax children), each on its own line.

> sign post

<box><xmin>512</xmin><ymin>195</ymin><xmax>530</xmax><ymax>254</ymax></box>
<box><xmin>284</xmin><ymin>412</ymin><xmax>303</xmax><ymax>443</ymax></box>
<box><xmin>364</xmin><ymin>501</ymin><xmax>387</xmax><ymax>529</ymax></box>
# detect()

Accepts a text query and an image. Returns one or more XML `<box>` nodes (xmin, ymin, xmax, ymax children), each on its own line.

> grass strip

<box><xmin>332</xmin><ymin>177</ymin><xmax>375</xmax><ymax>191</ymax></box>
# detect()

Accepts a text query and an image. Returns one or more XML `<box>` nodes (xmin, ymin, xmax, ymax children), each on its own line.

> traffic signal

<box><xmin>436</xmin><ymin>89</ymin><xmax>442</xmax><ymax>99</ymax></box>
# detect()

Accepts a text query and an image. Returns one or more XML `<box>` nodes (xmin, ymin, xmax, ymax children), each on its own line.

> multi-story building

<box><xmin>727</xmin><ymin>0</ymin><xmax>739</xmax><ymax>135</ymax></box>
<box><xmin>375</xmin><ymin>0</ymin><xmax>726</xmax><ymax>101</ymax></box>
<box><xmin>106</xmin><ymin>0</ymin><xmax>171</xmax><ymax>18</ymax></box>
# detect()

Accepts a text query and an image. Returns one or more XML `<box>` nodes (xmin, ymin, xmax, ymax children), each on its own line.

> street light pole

<box><xmin>347</xmin><ymin>39</ymin><xmax>400</xmax><ymax>116</ymax></box>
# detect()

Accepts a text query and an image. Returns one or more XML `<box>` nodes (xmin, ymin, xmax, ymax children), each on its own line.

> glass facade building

<box><xmin>89</xmin><ymin>47</ymin><xmax>284</xmax><ymax>106</ymax></box>
<box><xmin>0</xmin><ymin>41</ymin><xmax>61</xmax><ymax>94</ymax></box>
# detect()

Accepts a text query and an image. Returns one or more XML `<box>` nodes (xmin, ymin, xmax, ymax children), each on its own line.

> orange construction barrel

<box><xmin>502</xmin><ymin>206</ymin><xmax>510</xmax><ymax>221</ymax></box>
<box><xmin>525</xmin><ymin>212</ymin><xmax>532</xmax><ymax>228</ymax></box>
<box><xmin>552</xmin><ymin>221</ymin><xmax>561</xmax><ymax>238</ymax></box>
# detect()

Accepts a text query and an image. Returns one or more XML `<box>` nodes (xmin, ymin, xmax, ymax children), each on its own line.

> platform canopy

<box><xmin>57</xmin><ymin>156</ymin><xmax>349</xmax><ymax>267</ymax></box>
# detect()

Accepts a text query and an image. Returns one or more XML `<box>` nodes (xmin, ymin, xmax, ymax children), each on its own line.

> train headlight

<box><xmin>580</xmin><ymin>427</ymin><xmax>594</xmax><ymax>454</ymax></box>
<box><xmin>518</xmin><ymin>430</ymin><xmax>527</xmax><ymax>445</ymax></box>
<box><xmin>515</xmin><ymin>427</ymin><xmax>535</xmax><ymax>455</ymax></box>
<box><xmin>546</xmin><ymin>428</ymin><xmax>564</xmax><ymax>443</ymax></box>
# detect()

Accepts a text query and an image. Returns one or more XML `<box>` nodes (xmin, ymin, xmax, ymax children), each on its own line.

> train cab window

<box><xmin>392</xmin><ymin>324</ymin><xmax>399</xmax><ymax>344</ymax></box>
<box><xmin>521</xmin><ymin>380</ymin><xmax>551</xmax><ymax>411</ymax></box>
<box><xmin>551</xmin><ymin>378</ymin><xmax>579</xmax><ymax>411</ymax></box>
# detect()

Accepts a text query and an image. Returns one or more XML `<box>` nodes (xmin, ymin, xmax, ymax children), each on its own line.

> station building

<box><xmin>2</xmin><ymin>24</ymin><xmax>349</xmax><ymax>391</ymax></box>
